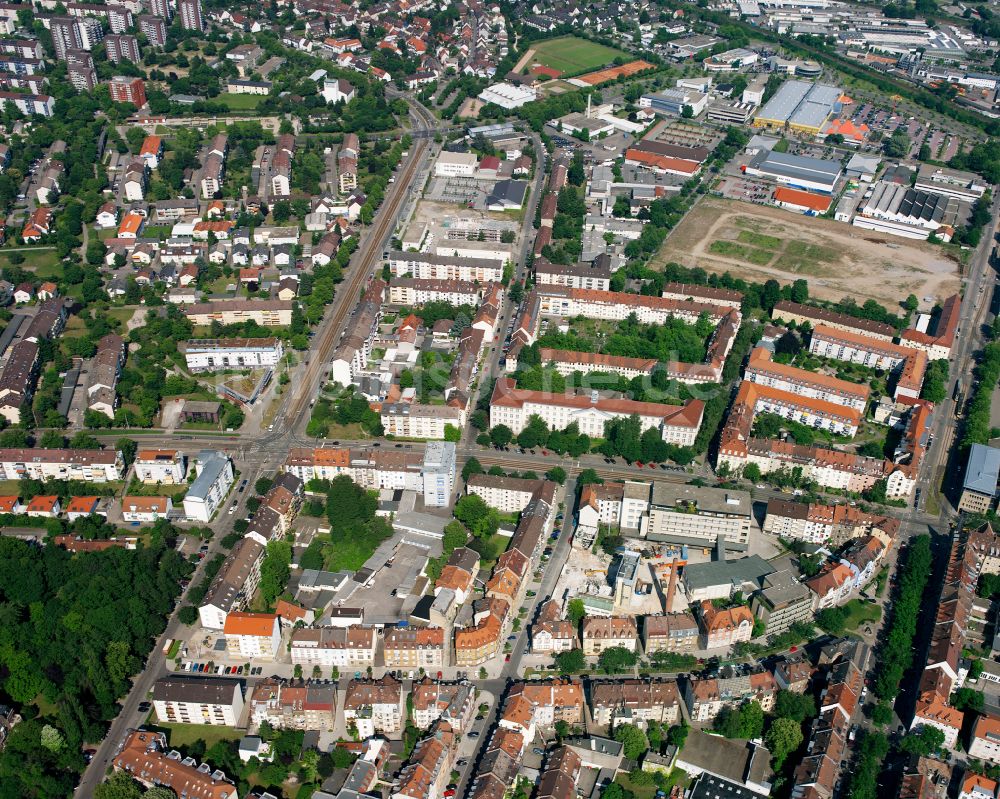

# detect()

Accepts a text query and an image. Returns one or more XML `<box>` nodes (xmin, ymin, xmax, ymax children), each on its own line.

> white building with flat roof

<box><xmin>183</xmin><ymin>338</ymin><xmax>284</xmax><ymax>372</ymax></box>
<box><xmin>422</xmin><ymin>441</ymin><xmax>456</xmax><ymax>508</ymax></box>
<box><xmin>434</xmin><ymin>151</ymin><xmax>477</xmax><ymax>177</ymax></box>
<box><xmin>479</xmin><ymin>82</ymin><xmax>536</xmax><ymax>109</ymax></box>
<box><xmin>182</xmin><ymin>449</ymin><xmax>234</xmax><ymax>522</ymax></box>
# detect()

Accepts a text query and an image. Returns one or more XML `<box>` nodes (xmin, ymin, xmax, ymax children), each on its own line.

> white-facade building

<box><xmin>182</xmin><ymin>449</ymin><xmax>235</xmax><ymax>522</ymax></box>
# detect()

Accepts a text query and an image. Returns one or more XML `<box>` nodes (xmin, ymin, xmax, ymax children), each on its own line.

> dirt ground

<box><xmin>654</xmin><ymin>196</ymin><xmax>961</xmax><ymax>307</ymax></box>
<box><xmin>458</xmin><ymin>98</ymin><xmax>484</xmax><ymax>119</ymax></box>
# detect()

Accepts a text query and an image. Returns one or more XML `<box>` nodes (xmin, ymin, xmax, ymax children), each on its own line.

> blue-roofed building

<box><xmin>959</xmin><ymin>443</ymin><xmax>1000</xmax><ymax>514</ymax></box>
<box><xmin>182</xmin><ymin>449</ymin><xmax>235</xmax><ymax>522</ymax></box>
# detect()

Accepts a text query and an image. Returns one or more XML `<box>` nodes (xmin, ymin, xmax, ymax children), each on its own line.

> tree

<box><xmin>774</xmin><ymin>690</ymin><xmax>815</xmax><ymax>723</ymax></box>
<box><xmin>899</xmin><ymin>725</ymin><xmax>945</xmax><ymax>756</ymax></box>
<box><xmin>255</xmin><ymin>477</ymin><xmax>274</xmax><ymax>495</ymax></box>
<box><xmin>566</xmin><ymin>598</ymin><xmax>586</xmax><ymax>626</ymax></box>
<box><xmin>904</xmin><ymin>294</ymin><xmax>919</xmax><ymax>312</ymax></box>
<box><xmin>546</xmin><ymin>466</ymin><xmax>566</xmax><ymax>484</ymax></box>
<box><xmin>766</xmin><ymin>717</ymin><xmax>803</xmax><ymax>770</ymax></box>
<box><xmin>667</xmin><ymin>722</ymin><xmax>689</xmax><ymax>748</ymax></box>
<box><xmin>258</xmin><ymin>540</ymin><xmax>292</xmax><ymax>608</ymax></box>
<box><xmin>461</xmin><ymin>457</ymin><xmax>483</xmax><ymax>481</ymax></box>
<box><xmin>613</xmin><ymin>723</ymin><xmax>648</xmax><ymax>759</ymax></box>
<box><xmin>742</xmin><ymin>462</ymin><xmax>761</xmax><ymax>482</ymax></box>
<box><xmin>94</xmin><ymin>772</ymin><xmax>143</xmax><ymax>799</ymax></box>
<box><xmin>871</xmin><ymin>702</ymin><xmax>893</xmax><ymax>726</ymax></box>
<box><xmin>554</xmin><ymin>648</ymin><xmax>586</xmax><ymax>673</ymax></box>
<box><xmin>490</xmin><ymin>425</ymin><xmax>513</xmax><ymax>448</ymax></box>
<box><xmin>738</xmin><ymin>701</ymin><xmax>764</xmax><ymax>738</ymax></box>
<box><xmin>598</xmin><ymin>646</ymin><xmax>638</xmax><ymax>674</ymax></box>
<box><xmin>951</xmin><ymin>687</ymin><xmax>985</xmax><ymax>712</ymax></box>
<box><xmin>178</xmin><ymin>605</ymin><xmax>198</xmax><ymax>625</ymax></box>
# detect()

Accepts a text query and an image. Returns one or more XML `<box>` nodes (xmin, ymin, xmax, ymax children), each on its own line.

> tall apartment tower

<box><xmin>176</xmin><ymin>0</ymin><xmax>203</xmax><ymax>31</ymax></box>
<box><xmin>149</xmin><ymin>0</ymin><xmax>173</xmax><ymax>20</ymax></box>
<box><xmin>66</xmin><ymin>49</ymin><xmax>97</xmax><ymax>92</ymax></box>
<box><xmin>138</xmin><ymin>15</ymin><xmax>167</xmax><ymax>47</ymax></box>
<box><xmin>50</xmin><ymin>16</ymin><xmax>82</xmax><ymax>60</ymax></box>
<box><xmin>105</xmin><ymin>34</ymin><xmax>141</xmax><ymax>65</ymax></box>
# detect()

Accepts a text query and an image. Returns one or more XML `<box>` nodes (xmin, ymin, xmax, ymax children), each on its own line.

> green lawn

<box><xmin>843</xmin><ymin>598</ymin><xmax>882</xmax><ymax>629</ymax></box>
<box><xmin>530</xmin><ymin>36</ymin><xmax>627</xmax><ymax>75</ymax></box>
<box><xmin>218</xmin><ymin>93</ymin><xmax>265</xmax><ymax>111</ymax></box>
<box><xmin>2</xmin><ymin>248</ymin><xmax>61</xmax><ymax>279</ymax></box>
<box><xmin>153</xmin><ymin>723</ymin><xmax>243</xmax><ymax>749</ymax></box>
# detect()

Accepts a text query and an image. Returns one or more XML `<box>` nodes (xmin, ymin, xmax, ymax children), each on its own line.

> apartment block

<box><xmin>134</xmin><ymin>449</ymin><xmax>187</xmax><ymax>484</ymax></box>
<box><xmin>151</xmin><ymin>677</ymin><xmax>244</xmax><ymax>726</ymax></box>
<box><xmin>223</xmin><ymin>612</ymin><xmax>281</xmax><ymax>660</ymax></box>
<box><xmin>289</xmin><ymin>626</ymin><xmax>378</xmax><ymax>668</ymax></box>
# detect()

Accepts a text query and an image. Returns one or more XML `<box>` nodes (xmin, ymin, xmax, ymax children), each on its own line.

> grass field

<box><xmin>218</xmin><ymin>93</ymin><xmax>265</xmax><ymax>111</ymax></box>
<box><xmin>2</xmin><ymin>248</ymin><xmax>61</xmax><ymax>279</ymax></box>
<box><xmin>529</xmin><ymin>36</ymin><xmax>627</xmax><ymax>75</ymax></box>
<box><xmin>154</xmin><ymin>723</ymin><xmax>243</xmax><ymax>749</ymax></box>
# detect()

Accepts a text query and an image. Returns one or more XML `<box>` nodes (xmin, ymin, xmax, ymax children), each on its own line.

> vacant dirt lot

<box><xmin>654</xmin><ymin>196</ymin><xmax>961</xmax><ymax>307</ymax></box>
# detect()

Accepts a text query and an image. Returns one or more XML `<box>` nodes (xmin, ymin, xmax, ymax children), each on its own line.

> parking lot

<box><xmin>426</xmin><ymin>175</ymin><xmax>490</xmax><ymax>208</ymax></box>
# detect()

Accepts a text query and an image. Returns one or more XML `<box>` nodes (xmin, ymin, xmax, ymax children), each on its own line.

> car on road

<box><xmin>469</xmin><ymin>731</ymin><xmax>480</xmax><ymax>738</ymax></box>
<box><xmin>533</xmin><ymin>748</ymin><xmax>545</xmax><ymax>756</ymax></box>
<box><xmin>138</xmin><ymin>702</ymin><xmax>151</xmax><ymax>713</ymax></box>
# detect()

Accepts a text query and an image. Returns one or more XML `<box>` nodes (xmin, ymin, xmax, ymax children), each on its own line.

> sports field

<box><xmin>218</xmin><ymin>93</ymin><xmax>264</xmax><ymax>111</ymax></box>
<box><xmin>528</xmin><ymin>36</ymin><xmax>627</xmax><ymax>76</ymax></box>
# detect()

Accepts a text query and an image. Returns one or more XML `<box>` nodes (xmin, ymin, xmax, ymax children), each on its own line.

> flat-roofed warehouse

<box><xmin>744</xmin><ymin>149</ymin><xmax>842</xmax><ymax>194</ymax></box>
<box><xmin>753</xmin><ymin>79</ymin><xmax>843</xmax><ymax>135</ymax></box>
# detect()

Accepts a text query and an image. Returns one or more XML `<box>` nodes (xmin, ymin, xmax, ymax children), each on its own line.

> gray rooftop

<box><xmin>649</xmin><ymin>483</ymin><xmax>752</xmax><ymax>516</ymax></box>
<box><xmin>186</xmin><ymin>449</ymin><xmax>231</xmax><ymax>502</ymax></box>
<box><xmin>964</xmin><ymin>443</ymin><xmax>1000</xmax><ymax>496</ymax></box>
<box><xmin>756</xmin><ymin>79</ymin><xmax>840</xmax><ymax>129</ymax></box>
<box><xmin>750</xmin><ymin>149</ymin><xmax>843</xmax><ymax>185</ymax></box>
<box><xmin>683</xmin><ymin>554</ymin><xmax>775</xmax><ymax>592</ymax></box>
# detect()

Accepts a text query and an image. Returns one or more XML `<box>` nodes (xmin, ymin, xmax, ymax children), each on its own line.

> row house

<box><xmin>531</xmin><ymin>600</ymin><xmax>576</xmax><ymax>653</ymax></box>
<box><xmin>581</xmin><ymin>616</ymin><xmax>639</xmax><ymax>657</ymax></box>
<box><xmin>763</xmin><ymin>498</ymin><xmax>900</xmax><ymax>546</ymax></box>
<box><xmin>684</xmin><ymin>671</ymin><xmax>779</xmax><ymax>723</ymax></box>
<box><xmin>392</xmin><ymin>722</ymin><xmax>458</xmax><ymax>799</ymax></box>
<box><xmin>745</xmin><ymin>347</ymin><xmax>870</xmax><ymax>411</ymax></box>
<box><xmin>0</xmin><ymin>447</ymin><xmax>124</xmax><ymax>482</ymax></box>
<box><xmin>643</xmin><ymin>612</ymin><xmax>699</xmax><ymax>654</ymax></box>
<box><xmin>383</xmin><ymin>626</ymin><xmax>447</xmax><ymax>670</ymax></box>
<box><xmin>697</xmin><ymin>601</ymin><xmax>755</xmax><ymax>649</ymax></box>
<box><xmin>248</xmin><ymin>678</ymin><xmax>337</xmax><ymax>731</ymax></box>
<box><xmin>289</xmin><ymin>625</ymin><xmax>378</xmax><ymax>668</ymax></box>
<box><xmin>343</xmin><ymin>676</ymin><xmax>405</xmax><ymax>738</ymax></box>
<box><xmin>434</xmin><ymin>546</ymin><xmax>480</xmax><ymax>605</ymax></box>
<box><xmin>535</xmin><ymin>747</ymin><xmax>582</xmax><ymax>799</ymax></box>
<box><xmin>113</xmin><ymin>731</ymin><xmax>237</xmax><ymax>799</ymax></box>
<box><xmin>411</xmin><ymin>680</ymin><xmax>476</xmax><ymax>732</ymax></box>
<box><xmin>589</xmin><ymin>678</ymin><xmax>682</xmax><ymax>730</ymax></box>
<box><xmin>329</xmin><ymin>279</ymin><xmax>385</xmax><ymax>387</ymax></box>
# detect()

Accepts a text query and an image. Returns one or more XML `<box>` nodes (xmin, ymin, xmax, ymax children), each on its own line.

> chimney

<box><xmin>665</xmin><ymin>557</ymin><xmax>679</xmax><ymax>612</ymax></box>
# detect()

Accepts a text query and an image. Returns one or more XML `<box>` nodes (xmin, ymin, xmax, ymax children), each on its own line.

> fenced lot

<box><xmin>654</xmin><ymin>195</ymin><xmax>960</xmax><ymax>307</ymax></box>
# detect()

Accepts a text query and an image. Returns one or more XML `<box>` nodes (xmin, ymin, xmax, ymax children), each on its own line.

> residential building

<box><xmin>771</xmin><ymin>301</ymin><xmax>895</xmax><ymax>341</ymax></box>
<box><xmin>589</xmin><ymin>678</ymin><xmax>682</xmax><ymax>729</ymax></box>
<box><xmin>66</xmin><ymin>49</ymin><xmax>96</xmax><ymax>91</ymax></box>
<box><xmin>969</xmin><ymin>714</ymin><xmax>1000</xmax><ymax>763</ymax></box>
<box><xmin>581</xmin><ymin>616</ymin><xmax>639</xmax><ymax>656</ymax></box>
<box><xmin>198</xmin><ymin>537</ymin><xmax>265</xmax><ymax>629</ymax></box>
<box><xmin>393</xmin><ymin>722</ymin><xmax>458</xmax><ymax>799</ymax></box>
<box><xmin>489</xmin><ymin>377</ymin><xmax>703</xmax><ymax>446</ymax></box>
<box><xmin>383</xmin><ymin>626</ymin><xmax>447</xmax><ymax>670</ymax></box>
<box><xmin>697</xmin><ymin>601</ymin><xmax>755</xmax><ymax>649</ymax></box>
<box><xmin>177</xmin><ymin>0</ymin><xmax>203</xmax><ymax>30</ymax></box>
<box><xmin>183</xmin><ymin>338</ymin><xmax>285</xmax><ymax>372</ymax></box>
<box><xmin>248</xmin><ymin>678</ymin><xmax>337</xmax><ymax>731</ymax></box>
<box><xmin>112</xmin><ymin>730</ymin><xmax>237</xmax><ymax>799</ymax></box>
<box><xmin>329</xmin><ymin>280</ymin><xmax>384</xmax><ymax>387</ymax></box>
<box><xmin>467</xmin><ymin>473</ymin><xmax>549</xmax><ymax>514</ymax></box>
<box><xmin>183</xmin><ymin>450</ymin><xmax>234</xmax><ymax>522</ymax></box>
<box><xmin>411</xmin><ymin>680</ymin><xmax>476</xmax><ymax>731</ymax></box>
<box><xmin>224</xmin><ymin>612</ymin><xmax>281</xmax><ymax>660</ymax></box>
<box><xmin>134</xmin><ymin>449</ymin><xmax>187</xmax><ymax>484</ymax></box>
<box><xmin>745</xmin><ymin>347</ymin><xmax>869</xmax><ymax>410</ymax></box>
<box><xmin>0</xmin><ymin>448</ymin><xmax>124</xmax><ymax>482</ymax></box>
<box><xmin>763</xmin><ymin>498</ymin><xmax>900</xmax><ymax>546</ymax></box>
<box><xmin>121</xmin><ymin>496</ymin><xmax>171</xmax><ymax>522</ymax></box>
<box><xmin>151</xmin><ymin>677</ymin><xmax>245</xmax><ymax>726</ymax></box>
<box><xmin>422</xmin><ymin>441</ymin><xmax>455</xmax><ymax>508</ymax></box>
<box><xmin>643</xmin><ymin>613</ymin><xmax>699</xmax><ymax>654</ymax></box>
<box><xmin>87</xmin><ymin>333</ymin><xmax>125</xmax><ymax>419</ymax></box>
<box><xmin>684</xmin><ymin>672</ymin><xmax>779</xmax><ymax>722</ymax></box>
<box><xmin>183</xmin><ymin>300</ymin><xmax>292</xmax><ymax>327</ymax></box>
<box><xmin>105</xmin><ymin>34</ymin><xmax>140</xmax><ymax>65</ymax></box>
<box><xmin>109</xmin><ymin>76</ymin><xmax>146</xmax><ymax>107</ymax></box>
<box><xmin>138</xmin><ymin>15</ymin><xmax>166</xmax><ymax>46</ymax></box>
<box><xmin>751</xmin><ymin>570</ymin><xmax>814</xmax><ymax>636</ymax></box>
<box><xmin>343</xmin><ymin>676</ymin><xmax>404</xmax><ymax>738</ymax></box>
<box><xmin>805</xmin><ymin>563</ymin><xmax>855</xmax><ymax>609</ymax></box>
<box><xmin>380</xmin><ymin>403</ymin><xmax>463</xmax><ymax>440</ymax></box>
<box><xmin>289</xmin><ymin>626</ymin><xmax>378</xmax><ymax>668</ymax></box>
<box><xmin>388</xmin><ymin>251</ymin><xmax>505</xmax><ymax>283</ymax></box>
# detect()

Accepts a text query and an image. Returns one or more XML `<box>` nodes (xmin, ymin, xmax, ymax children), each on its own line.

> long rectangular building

<box><xmin>643</xmin><ymin>483</ymin><xmax>753</xmax><ymax>552</ymax></box>
<box><xmin>808</xmin><ymin>324</ymin><xmax>912</xmax><ymax>370</ymax></box>
<box><xmin>182</xmin><ymin>338</ymin><xmax>284</xmax><ymax>371</ymax></box>
<box><xmin>0</xmin><ymin>447</ymin><xmax>124</xmax><ymax>482</ymax></box>
<box><xmin>330</xmin><ymin>279</ymin><xmax>384</xmax><ymax>387</ymax></box>
<box><xmin>730</xmin><ymin>379</ymin><xmax>863</xmax><ymax>437</ymax></box>
<box><xmin>387</xmin><ymin>278</ymin><xmax>484</xmax><ymax>307</ymax></box>
<box><xmin>771</xmin><ymin>301</ymin><xmax>896</xmax><ymax>341</ymax></box>
<box><xmin>745</xmin><ymin>347</ymin><xmax>869</xmax><ymax>411</ymax></box>
<box><xmin>387</xmin><ymin>250</ymin><xmax>505</xmax><ymax>282</ymax></box>
<box><xmin>183</xmin><ymin>299</ymin><xmax>293</xmax><ymax>327</ymax></box>
<box><xmin>489</xmin><ymin>377</ymin><xmax>704</xmax><ymax>446</ymax></box>
<box><xmin>537</xmin><ymin>286</ymin><xmax>734</xmax><ymax>327</ymax></box>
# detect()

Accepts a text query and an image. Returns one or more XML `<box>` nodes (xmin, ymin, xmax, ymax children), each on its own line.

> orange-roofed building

<box><xmin>0</xmin><ymin>495</ymin><xmax>23</xmax><ymax>514</ymax></box>
<box><xmin>113</xmin><ymin>730</ymin><xmax>237</xmax><ymax>798</ymax></box>
<box><xmin>624</xmin><ymin>148</ymin><xmax>700</xmax><ymax>176</ymax></box>
<box><xmin>805</xmin><ymin>563</ymin><xmax>854</xmax><ymax>609</ymax></box>
<box><xmin>118</xmin><ymin>211</ymin><xmax>144</xmax><ymax>239</ymax></box>
<box><xmin>773</xmin><ymin>186</ymin><xmax>832</xmax><ymax>214</ymax></box>
<box><xmin>65</xmin><ymin>495</ymin><xmax>102</xmax><ymax>520</ymax></box>
<box><xmin>970</xmin><ymin>713</ymin><xmax>1000</xmax><ymax>764</ymax></box>
<box><xmin>274</xmin><ymin>598</ymin><xmax>313</xmax><ymax>627</ymax></box>
<box><xmin>26</xmin><ymin>495</ymin><xmax>60</xmax><ymax>517</ymax></box>
<box><xmin>121</xmin><ymin>496</ymin><xmax>172</xmax><ymax>522</ymax></box>
<box><xmin>823</xmin><ymin>118</ymin><xmax>869</xmax><ymax>144</ymax></box>
<box><xmin>139</xmin><ymin>135</ymin><xmax>163</xmax><ymax>168</ymax></box>
<box><xmin>455</xmin><ymin>610</ymin><xmax>503</xmax><ymax>666</ymax></box>
<box><xmin>223</xmin><ymin>612</ymin><xmax>281</xmax><ymax>660</ymax></box>
<box><xmin>698</xmin><ymin>601</ymin><xmax>754</xmax><ymax>649</ymax></box>
<box><xmin>959</xmin><ymin>773</ymin><xmax>998</xmax><ymax>799</ymax></box>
